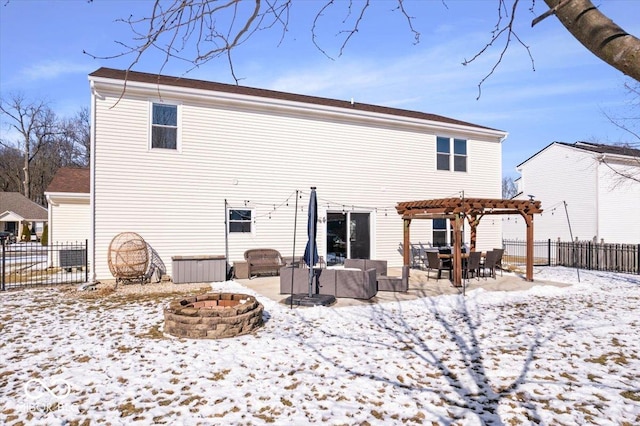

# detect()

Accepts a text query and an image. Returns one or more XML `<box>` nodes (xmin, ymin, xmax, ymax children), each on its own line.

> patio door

<box><xmin>326</xmin><ymin>211</ymin><xmax>371</xmax><ymax>266</ymax></box>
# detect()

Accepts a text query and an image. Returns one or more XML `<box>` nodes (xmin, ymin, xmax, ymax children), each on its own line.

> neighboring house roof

<box><xmin>46</xmin><ymin>167</ymin><xmax>90</xmax><ymax>194</ymax></box>
<box><xmin>0</xmin><ymin>192</ymin><xmax>48</xmax><ymax>221</ymax></box>
<box><xmin>516</xmin><ymin>141</ymin><xmax>640</xmax><ymax>169</ymax></box>
<box><xmin>89</xmin><ymin>67</ymin><xmax>503</xmax><ymax>133</ymax></box>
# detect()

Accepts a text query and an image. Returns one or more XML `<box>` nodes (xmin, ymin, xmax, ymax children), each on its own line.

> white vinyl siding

<box><xmin>90</xmin><ymin>81</ymin><xmax>505</xmax><ymax>280</ymax></box>
<box><xmin>48</xmin><ymin>198</ymin><xmax>90</xmax><ymax>244</ymax></box>
<box><xmin>501</xmin><ymin>143</ymin><xmax>640</xmax><ymax>244</ymax></box>
<box><xmin>597</xmin><ymin>162</ymin><xmax>640</xmax><ymax>243</ymax></box>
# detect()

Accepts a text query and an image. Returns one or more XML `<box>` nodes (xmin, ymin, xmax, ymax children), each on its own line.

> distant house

<box><xmin>503</xmin><ymin>141</ymin><xmax>640</xmax><ymax>243</ymax></box>
<box><xmin>0</xmin><ymin>192</ymin><xmax>48</xmax><ymax>241</ymax></box>
<box><xmin>88</xmin><ymin>67</ymin><xmax>509</xmax><ymax>282</ymax></box>
<box><xmin>44</xmin><ymin>167</ymin><xmax>91</xmax><ymax>244</ymax></box>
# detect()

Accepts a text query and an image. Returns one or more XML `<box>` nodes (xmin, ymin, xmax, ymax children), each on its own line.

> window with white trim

<box><xmin>228</xmin><ymin>209</ymin><xmax>253</xmax><ymax>233</ymax></box>
<box><xmin>151</xmin><ymin>103</ymin><xmax>178</xmax><ymax>149</ymax></box>
<box><xmin>432</xmin><ymin>218</ymin><xmax>453</xmax><ymax>247</ymax></box>
<box><xmin>436</xmin><ymin>136</ymin><xmax>467</xmax><ymax>172</ymax></box>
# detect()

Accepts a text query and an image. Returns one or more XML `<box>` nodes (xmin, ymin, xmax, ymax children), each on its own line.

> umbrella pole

<box><xmin>290</xmin><ymin>190</ymin><xmax>299</xmax><ymax>308</ymax></box>
<box><xmin>308</xmin><ymin>187</ymin><xmax>316</xmax><ymax>298</ymax></box>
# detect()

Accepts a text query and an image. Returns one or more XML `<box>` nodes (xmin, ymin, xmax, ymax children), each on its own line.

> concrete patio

<box><xmin>236</xmin><ymin>266</ymin><xmax>570</xmax><ymax>308</ymax></box>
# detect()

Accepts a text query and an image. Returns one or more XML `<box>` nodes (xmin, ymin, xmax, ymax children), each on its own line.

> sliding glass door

<box><xmin>326</xmin><ymin>211</ymin><xmax>371</xmax><ymax>266</ymax></box>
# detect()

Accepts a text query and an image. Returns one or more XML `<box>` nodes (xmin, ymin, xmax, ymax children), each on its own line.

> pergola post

<box><xmin>468</xmin><ymin>213</ymin><xmax>479</xmax><ymax>252</ymax></box>
<box><xmin>524</xmin><ymin>213</ymin><xmax>534</xmax><ymax>281</ymax></box>
<box><xmin>403</xmin><ymin>218</ymin><xmax>411</xmax><ymax>267</ymax></box>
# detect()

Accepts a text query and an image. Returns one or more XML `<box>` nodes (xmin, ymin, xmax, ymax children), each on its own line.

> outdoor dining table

<box><xmin>437</xmin><ymin>251</ymin><xmax>486</xmax><ymax>286</ymax></box>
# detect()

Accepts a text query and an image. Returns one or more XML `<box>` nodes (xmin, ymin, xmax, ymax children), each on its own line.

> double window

<box><xmin>151</xmin><ymin>103</ymin><xmax>178</xmax><ymax>149</ymax></box>
<box><xmin>437</xmin><ymin>136</ymin><xmax>467</xmax><ymax>172</ymax></box>
<box><xmin>228</xmin><ymin>209</ymin><xmax>253</xmax><ymax>233</ymax></box>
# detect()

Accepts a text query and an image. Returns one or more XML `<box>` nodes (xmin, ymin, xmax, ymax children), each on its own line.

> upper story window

<box><xmin>437</xmin><ymin>136</ymin><xmax>467</xmax><ymax>172</ymax></box>
<box><xmin>228</xmin><ymin>209</ymin><xmax>253</xmax><ymax>233</ymax></box>
<box><xmin>151</xmin><ymin>103</ymin><xmax>178</xmax><ymax>149</ymax></box>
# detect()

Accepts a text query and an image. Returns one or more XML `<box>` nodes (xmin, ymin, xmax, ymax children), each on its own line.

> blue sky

<box><xmin>1</xmin><ymin>0</ymin><xmax>638</xmax><ymax>179</ymax></box>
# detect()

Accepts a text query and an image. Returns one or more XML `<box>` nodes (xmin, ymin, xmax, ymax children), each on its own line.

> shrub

<box><xmin>40</xmin><ymin>223</ymin><xmax>48</xmax><ymax>246</ymax></box>
<box><xmin>20</xmin><ymin>224</ymin><xmax>31</xmax><ymax>242</ymax></box>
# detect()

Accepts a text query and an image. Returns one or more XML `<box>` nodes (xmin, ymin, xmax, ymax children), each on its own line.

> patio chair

<box><xmin>492</xmin><ymin>248</ymin><xmax>504</xmax><ymax>276</ymax></box>
<box><xmin>480</xmin><ymin>250</ymin><xmax>498</xmax><ymax>279</ymax></box>
<box><xmin>463</xmin><ymin>251</ymin><xmax>482</xmax><ymax>282</ymax></box>
<box><xmin>426</xmin><ymin>251</ymin><xmax>449</xmax><ymax>281</ymax></box>
<box><xmin>410</xmin><ymin>244</ymin><xmax>425</xmax><ymax>269</ymax></box>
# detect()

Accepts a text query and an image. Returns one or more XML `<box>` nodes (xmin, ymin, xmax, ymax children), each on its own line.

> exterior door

<box><xmin>326</xmin><ymin>211</ymin><xmax>371</xmax><ymax>265</ymax></box>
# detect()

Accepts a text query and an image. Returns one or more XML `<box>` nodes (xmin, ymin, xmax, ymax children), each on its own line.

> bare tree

<box><xmin>595</xmin><ymin>81</ymin><xmax>640</xmax><ymax>185</ymax></box>
<box><xmin>86</xmin><ymin>0</ymin><xmax>639</xmax><ymax>93</ymax></box>
<box><xmin>541</xmin><ymin>0</ymin><xmax>640</xmax><ymax>83</ymax></box>
<box><xmin>0</xmin><ymin>145</ymin><xmax>23</xmax><ymax>192</ymax></box>
<box><xmin>58</xmin><ymin>107</ymin><xmax>91</xmax><ymax>168</ymax></box>
<box><xmin>0</xmin><ymin>94</ymin><xmax>57</xmax><ymax>200</ymax></box>
<box><xmin>502</xmin><ymin>176</ymin><xmax>518</xmax><ymax>199</ymax></box>
<box><xmin>0</xmin><ymin>95</ymin><xmax>90</xmax><ymax>204</ymax></box>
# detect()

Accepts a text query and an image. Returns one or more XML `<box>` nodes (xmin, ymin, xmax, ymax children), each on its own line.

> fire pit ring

<box><xmin>164</xmin><ymin>293</ymin><xmax>263</xmax><ymax>339</ymax></box>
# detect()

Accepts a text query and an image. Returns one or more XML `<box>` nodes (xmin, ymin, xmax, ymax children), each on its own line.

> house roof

<box><xmin>516</xmin><ymin>141</ymin><xmax>640</xmax><ymax>169</ymax></box>
<box><xmin>0</xmin><ymin>192</ymin><xmax>48</xmax><ymax>221</ymax></box>
<box><xmin>46</xmin><ymin>167</ymin><xmax>90</xmax><ymax>194</ymax></box>
<box><xmin>89</xmin><ymin>67</ymin><xmax>503</xmax><ymax>133</ymax></box>
<box><xmin>570</xmin><ymin>141</ymin><xmax>640</xmax><ymax>157</ymax></box>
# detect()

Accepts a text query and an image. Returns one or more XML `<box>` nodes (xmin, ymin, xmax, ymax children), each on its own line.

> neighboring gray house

<box><xmin>88</xmin><ymin>67</ymin><xmax>509</xmax><ymax>282</ymax></box>
<box><xmin>503</xmin><ymin>141</ymin><xmax>640</xmax><ymax>243</ymax></box>
<box><xmin>0</xmin><ymin>192</ymin><xmax>48</xmax><ymax>241</ymax></box>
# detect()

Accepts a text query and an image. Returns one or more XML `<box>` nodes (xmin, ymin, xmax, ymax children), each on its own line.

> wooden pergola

<box><xmin>396</xmin><ymin>197</ymin><xmax>543</xmax><ymax>286</ymax></box>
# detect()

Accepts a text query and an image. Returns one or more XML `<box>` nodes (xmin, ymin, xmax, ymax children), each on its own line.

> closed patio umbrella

<box><xmin>303</xmin><ymin>187</ymin><xmax>319</xmax><ymax>297</ymax></box>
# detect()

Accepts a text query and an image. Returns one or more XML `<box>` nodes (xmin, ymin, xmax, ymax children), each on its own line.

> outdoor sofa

<box><xmin>279</xmin><ymin>266</ymin><xmax>377</xmax><ymax>300</ymax></box>
<box><xmin>343</xmin><ymin>259</ymin><xmax>409</xmax><ymax>292</ymax></box>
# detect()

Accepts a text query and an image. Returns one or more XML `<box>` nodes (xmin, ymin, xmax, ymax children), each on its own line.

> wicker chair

<box><xmin>426</xmin><ymin>251</ymin><xmax>449</xmax><ymax>281</ymax></box>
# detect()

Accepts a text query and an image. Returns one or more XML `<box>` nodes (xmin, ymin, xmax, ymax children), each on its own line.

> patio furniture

<box><xmin>480</xmin><ymin>250</ymin><xmax>499</xmax><ymax>279</ymax></box>
<box><xmin>244</xmin><ymin>248</ymin><xmax>285</xmax><ymax>278</ymax></box>
<box><xmin>410</xmin><ymin>244</ymin><xmax>426</xmax><ymax>269</ymax></box>
<box><xmin>377</xmin><ymin>266</ymin><xmax>410</xmax><ymax>292</ymax></box>
<box><xmin>493</xmin><ymin>248</ymin><xmax>504</xmax><ymax>276</ymax></box>
<box><xmin>426</xmin><ymin>251</ymin><xmax>449</xmax><ymax>280</ymax></box>
<box><xmin>463</xmin><ymin>251</ymin><xmax>482</xmax><ymax>281</ymax></box>
<box><xmin>344</xmin><ymin>258</ymin><xmax>387</xmax><ymax>275</ymax></box>
<box><xmin>344</xmin><ymin>259</ymin><xmax>409</xmax><ymax>292</ymax></box>
<box><xmin>279</xmin><ymin>266</ymin><xmax>377</xmax><ymax>300</ymax></box>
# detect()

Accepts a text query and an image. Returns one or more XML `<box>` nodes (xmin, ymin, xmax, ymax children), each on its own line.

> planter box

<box><xmin>172</xmin><ymin>255</ymin><xmax>227</xmax><ymax>284</ymax></box>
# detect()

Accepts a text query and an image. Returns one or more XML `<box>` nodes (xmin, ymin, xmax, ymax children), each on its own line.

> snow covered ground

<box><xmin>1</xmin><ymin>267</ymin><xmax>639</xmax><ymax>425</ymax></box>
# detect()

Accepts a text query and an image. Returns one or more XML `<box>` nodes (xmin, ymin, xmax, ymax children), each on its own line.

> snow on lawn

<box><xmin>1</xmin><ymin>267</ymin><xmax>639</xmax><ymax>425</ymax></box>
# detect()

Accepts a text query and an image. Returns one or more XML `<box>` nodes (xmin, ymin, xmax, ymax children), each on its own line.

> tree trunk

<box><xmin>545</xmin><ymin>0</ymin><xmax>640</xmax><ymax>82</ymax></box>
<box><xmin>23</xmin><ymin>141</ymin><xmax>30</xmax><ymax>199</ymax></box>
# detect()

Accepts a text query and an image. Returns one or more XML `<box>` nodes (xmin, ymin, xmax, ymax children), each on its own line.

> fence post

<box><xmin>547</xmin><ymin>239</ymin><xmax>551</xmax><ymax>266</ymax></box>
<box><xmin>85</xmin><ymin>239</ymin><xmax>89</xmax><ymax>283</ymax></box>
<box><xmin>587</xmin><ymin>241</ymin><xmax>592</xmax><ymax>271</ymax></box>
<box><xmin>1</xmin><ymin>236</ymin><xmax>5</xmax><ymax>291</ymax></box>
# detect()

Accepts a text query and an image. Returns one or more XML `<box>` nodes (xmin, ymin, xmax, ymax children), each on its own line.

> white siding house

<box><xmin>44</xmin><ymin>168</ymin><xmax>91</xmax><ymax>245</ymax></box>
<box><xmin>89</xmin><ymin>68</ymin><xmax>508</xmax><ymax>282</ymax></box>
<box><xmin>503</xmin><ymin>142</ymin><xmax>640</xmax><ymax>243</ymax></box>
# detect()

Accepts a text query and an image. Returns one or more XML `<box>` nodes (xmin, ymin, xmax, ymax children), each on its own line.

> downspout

<box><xmin>89</xmin><ymin>80</ymin><xmax>98</xmax><ymax>283</ymax></box>
<box><xmin>595</xmin><ymin>154</ymin><xmax>602</xmax><ymax>242</ymax></box>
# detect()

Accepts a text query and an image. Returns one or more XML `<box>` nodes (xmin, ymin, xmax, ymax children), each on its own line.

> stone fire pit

<box><xmin>164</xmin><ymin>293</ymin><xmax>263</xmax><ymax>339</ymax></box>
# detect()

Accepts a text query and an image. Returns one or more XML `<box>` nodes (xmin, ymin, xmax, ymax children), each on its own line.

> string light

<box><xmin>226</xmin><ymin>189</ymin><xmax>398</xmax><ymax>225</ymax></box>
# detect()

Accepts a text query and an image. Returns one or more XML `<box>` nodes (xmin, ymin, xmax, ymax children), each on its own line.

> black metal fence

<box><xmin>1</xmin><ymin>238</ymin><xmax>88</xmax><ymax>291</ymax></box>
<box><xmin>502</xmin><ymin>239</ymin><xmax>640</xmax><ymax>275</ymax></box>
